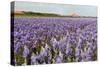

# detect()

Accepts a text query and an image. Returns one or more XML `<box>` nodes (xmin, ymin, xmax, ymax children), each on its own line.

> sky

<box><xmin>14</xmin><ymin>1</ymin><xmax>97</xmax><ymax>17</ymax></box>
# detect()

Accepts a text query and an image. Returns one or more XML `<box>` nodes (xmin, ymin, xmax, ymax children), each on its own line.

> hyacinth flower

<box><xmin>40</xmin><ymin>45</ymin><xmax>48</xmax><ymax>57</ymax></box>
<box><xmin>66</xmin><ymin>46</ymin><xmax>73</xmax><ymax>56</ymax></box>
<box><xmin>31</xmin><ymin>51</ymin><xmax>45</xmax><ymax>65</ymax></box>
<box><xmin>85</xmin><ymin>46</ymin><xmax>93</xmax><ymax>61</ymax></box>
<box><xmin>23</xmin><ymin>45</ymin><xmax>29</xmax><ymax>58</ymax></box>
<box><xmin>55</xmin><ymin>56</ymin><xmax>62</xmax><ymax>63</ymax></box>
<box><xmin>58</xmin><ymin>43</ymin><xmax>66</xmax><ymax>54</ymax></box>
<box><xmin>14</xmin><ymin>31</ymin><xmax>19</xmax><ymax>37</ymax></box>
<box><xmin>58</xmin><ymin>50</ymin><xmax>63</xmax><ymax>60</ymax></box>
<box><xmin>45</xmin><ymin>43</ymin><xmax>50</xmax><ymax>51</ymax></box>
<box><xmin>31</xmin><ymin>53</ymin><xmax>37</xmax><ymax>65</ymax></box>
<box><xmin>75</xmin><ymin>46</ymin><xmax>82</xmax><ymax>62</ymax></box>
<box><xmin>51</xmin><ymin>37</ymin><xmax>59</xmax><ymax>52</ymax></box>
<box><xmin>14</xmin><ymin>42</ymin><xmax>21</xmax><ymax>53</ymax></box>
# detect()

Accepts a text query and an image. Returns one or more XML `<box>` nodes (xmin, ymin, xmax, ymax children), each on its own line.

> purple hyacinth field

<box><xmin>11</xmin><ymin>1</ymin><xmax>97</xmax><ymax>66</ymax></box>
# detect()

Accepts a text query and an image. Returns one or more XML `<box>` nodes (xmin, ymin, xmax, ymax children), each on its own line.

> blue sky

<box><xmin>15</xmin><ymin>1</ymin><xmax>97</xmax><ymax>17</ymax></box>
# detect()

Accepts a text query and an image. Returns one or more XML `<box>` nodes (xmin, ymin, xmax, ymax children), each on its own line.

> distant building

<box><xmin>69</xmin><ymin>12</ymin><xmax>80</xmax><ymax>17</ymax></box>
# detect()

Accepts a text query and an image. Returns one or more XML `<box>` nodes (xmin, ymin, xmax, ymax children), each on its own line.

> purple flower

<box><xmin>75</xmin><ymin>48</ymin><xmax>81</xmax><ymax>57</ymax></box>
<box><xmin>31</xmin><ymin>53</ymin><xmax>37</xmax><ymax>64</ymax></box>
<box><xmin>23</xmin><ymin>45</ymin><xmax>29</xmax><ymax>58</ymax></box>
<box><xmin>14</xmin><ymin>42</ymin><xmax>21</xmax><ymax>53</ymax></box>
<box><xmin>55</xmin><ymin>56</ymin><xmax>61</xmax><ymax>63</ymax></box>
<box><xmin>66</xmin><ymin>47</ymin><xmax>72</xmax><ymax>55</ymax></box>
